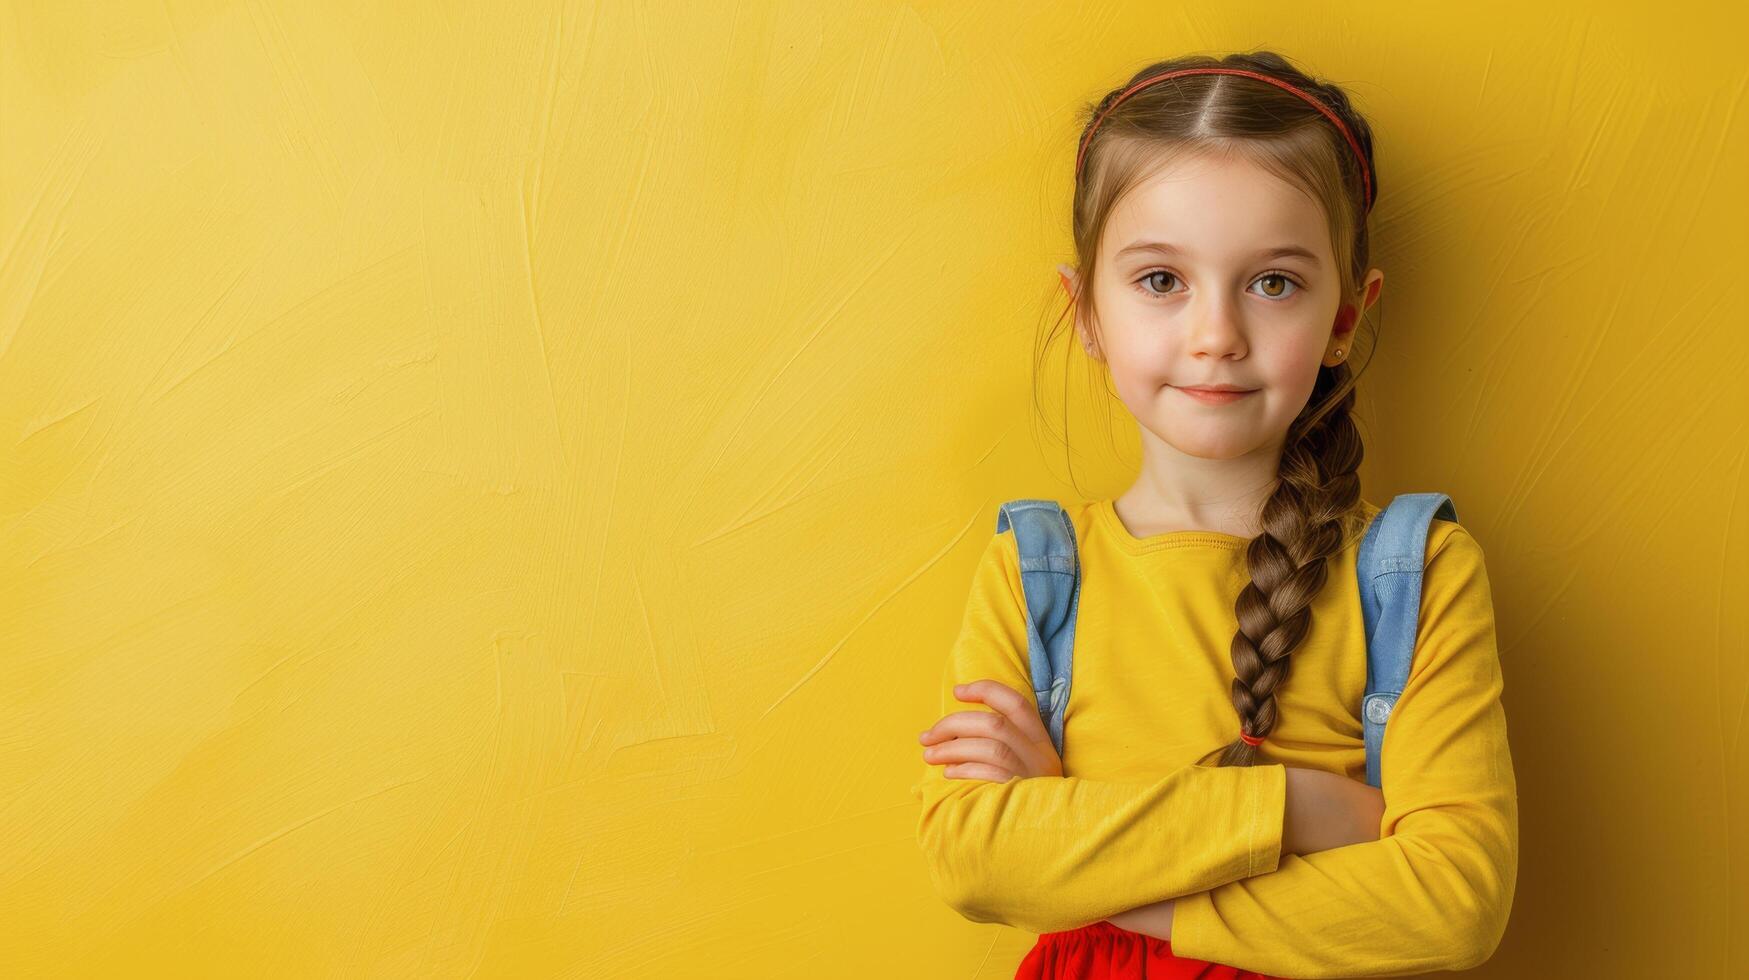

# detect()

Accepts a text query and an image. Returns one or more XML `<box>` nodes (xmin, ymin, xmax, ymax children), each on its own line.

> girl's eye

<box><xmin>1134</xmin><ymin>270</ymin><xmax>1304</xmax><ymax>301</ymax></box>
<box><xmin>1137</xmin><ymin>270</ymin><xmax>1180</xmax><ymax>296</ymax></box>
<box><xmin>1253</xmin><ymin>271</ymin><xmax>1302</xmax><ymax>300</ymax></box>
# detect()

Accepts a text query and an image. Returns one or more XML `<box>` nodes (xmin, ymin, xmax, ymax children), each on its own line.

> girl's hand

<box><xmin>1281</xmin><ymin>767</ymin><xmax>1387</xmax><ymax>855</ymax></box>
<box><xmin>917</xmin><ymin>679</ymin><xmax>1063</xmax><ymax>782</ymax></box>
<box><xmin>1102</xmin><ymin>898</ymin><xmax>1174</xmax><ymax>940</ymax></box>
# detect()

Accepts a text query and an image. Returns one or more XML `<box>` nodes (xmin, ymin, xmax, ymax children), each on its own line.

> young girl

<box><xmin>913</xmin><ymin>52</ymin><xmax>1519</xmax><ymax>979</ymax></box>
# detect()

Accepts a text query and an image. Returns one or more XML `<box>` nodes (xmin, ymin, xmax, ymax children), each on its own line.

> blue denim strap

<box><xmin>1356</xmin><ymin>492</ymin><xmax>1459</xmax><ymax>787</ymax></box>
<box><xmin>995</xmin><ymin>499</ymin><xmax>1082</xmax><ymax>758</ymax></box>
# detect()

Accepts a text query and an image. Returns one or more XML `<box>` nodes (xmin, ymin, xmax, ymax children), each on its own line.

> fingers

<box><xmin>917</xmin><ymin>709</ymin><xmax>1042</xmax><ymax>770</ymax></box>
<box><xmin>919</xmin><ymin>679</ymin><xmax>1050</xmax><ymax>749</ymax></box>
<box><xmin>955</xmin><ymin>679</ymin><xmax>1055</xmax><ymax>750</ymax></box>
<box><xmin>918</xmin><ymin>709</ymin><xmax>1004</xmax><ymax>745</ymax></box>
<box><xmin>922</xmin><ymin>734</ymin><xmax>1022</xmax><ymax>773</ymax></box>
<box><xmin>942</xmin><ymin>762</ymin><xmax>1016</xmax><ymax>783</ymax></box>
<box><xmin>953</xmin><ymin>680</ymin><xmax>1035</xmax><ymax>724</ymax></box>
<box><xmin>915</xmin><ymin>679</ymin><xmax>1063</xmax><ymax>781</ymax></box>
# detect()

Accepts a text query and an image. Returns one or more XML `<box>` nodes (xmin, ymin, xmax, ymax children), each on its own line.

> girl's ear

<box><xmin>1359</xmin><ymin>268</ymin><xmax>1384</xmax><ymax>313</ymax></box>
<box><xmin>1325</xmin><ymin>270</ymin><xmax>1385</xmax><ymax>366</ymax></box>
<box><xmin>1059</xmin><ymin>264</ymin><xmax>1100</xmax><ymax>361</ymax></box>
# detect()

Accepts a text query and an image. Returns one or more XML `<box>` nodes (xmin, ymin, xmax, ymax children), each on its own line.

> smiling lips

<box><xmin>1173</xmin><ymin>385</ymin><xmax>1257</xmax><ymax>404</ymax></box>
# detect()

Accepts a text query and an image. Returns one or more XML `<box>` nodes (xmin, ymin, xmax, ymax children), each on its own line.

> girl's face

<box><xmin>1075</xmin><ymin>151</ymin><xmax>1379</xmax><ymax>462</ymax></box>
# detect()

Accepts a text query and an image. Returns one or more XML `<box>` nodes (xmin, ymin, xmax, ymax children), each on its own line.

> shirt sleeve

<box><xmin>913</xmin><ymin>527</ymin><xmax>1288</xmax><ymax>936</ymax></box>
<box><xmin>1169</xmin><ymin>523</ymin><xmax>1520</xmax><ymax>978</ymax></box>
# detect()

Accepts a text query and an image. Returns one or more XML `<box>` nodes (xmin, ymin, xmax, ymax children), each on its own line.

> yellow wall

<box><xmin>3</xmin><ymin>1</ymin><xmax>1744</xmax><ymax>976</ymax></box>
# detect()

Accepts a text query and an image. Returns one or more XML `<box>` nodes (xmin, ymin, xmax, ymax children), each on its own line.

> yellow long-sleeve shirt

<box><xmin>913</xmin><ymin>497</ymin><xmax>1519</xmax><ymax>978</ymax></box>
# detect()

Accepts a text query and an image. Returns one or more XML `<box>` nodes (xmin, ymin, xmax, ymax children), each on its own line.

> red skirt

<box><xmin>1016</xmin><ymin>920</ymin><xmax>1277</xmax><ymax>979</ymax></box>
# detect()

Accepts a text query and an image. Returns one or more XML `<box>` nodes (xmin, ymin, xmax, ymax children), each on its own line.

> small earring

<box><xmin>1333</xmin><ymin>348</ymin><xmax>1344</xmax><ymax>359</ymax></box>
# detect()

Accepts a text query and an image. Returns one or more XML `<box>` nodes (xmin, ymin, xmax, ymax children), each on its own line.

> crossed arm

<box><xmin>913</xmin><ymin>526</ymin><xmax>1519</xmax><ymax>978</ymax></box>
<box><xmin>918</xmin><ymin>678</ymin><xmax>1193</xmax><ymax>936</ymax></box>
<box><xmin>917</xmin><ymin>679</ymin><xmax>1380</xmax><ymax>942</ymax></box>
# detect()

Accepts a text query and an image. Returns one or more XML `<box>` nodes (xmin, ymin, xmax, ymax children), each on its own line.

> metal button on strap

<box><xmin>1364</xmin><ymin>695</ymin><xmax>1394</xmax><ymax>724</ymax></box>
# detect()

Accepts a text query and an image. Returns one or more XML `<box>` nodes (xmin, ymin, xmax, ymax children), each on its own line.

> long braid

<box><xmin>1215</xmin><ymin>368</ymin><xmax>1365</xmax><ymax>767</ymax></box>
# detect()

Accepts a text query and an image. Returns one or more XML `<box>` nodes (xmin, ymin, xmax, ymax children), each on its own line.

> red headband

<box><xmin>1075</xmin><ymin>66</ymin><xmax>1373</xmax><ymax>212</ymax></box>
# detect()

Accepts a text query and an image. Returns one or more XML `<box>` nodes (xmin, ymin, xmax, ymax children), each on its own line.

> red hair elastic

<box><xmin>1238</xmin><ymin>730</ymin><xmax>1265</xmax><ymax>747</ymax></box>
<box><xmin>1075</xmin><ymin>66</ymin><xmax>1373</xmax><ymax>212</ymax></box>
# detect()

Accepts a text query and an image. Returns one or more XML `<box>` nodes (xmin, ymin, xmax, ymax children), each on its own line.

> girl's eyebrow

<box><xmin>1115</xmin><ymin>241</ymin><xmax>1321</xmax><ymax>267</ymax></box>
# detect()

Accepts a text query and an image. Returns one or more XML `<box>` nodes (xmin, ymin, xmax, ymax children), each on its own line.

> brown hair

<box><xmin>1035</xmin><ymin>50</ymin><xmax>1381</xmax><ymax>768</ymax></box>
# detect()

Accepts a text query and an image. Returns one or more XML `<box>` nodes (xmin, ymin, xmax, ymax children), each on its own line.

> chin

<box><xmin>1157</xmin><ymin>429</ymin><xmax>1267</xmax><ymax>460</ymax></box>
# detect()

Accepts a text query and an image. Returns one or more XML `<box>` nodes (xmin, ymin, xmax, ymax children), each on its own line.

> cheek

<box><xmin>1253</xmin><ymin>337</ymin><xmax>1330</xmax><ymax>421</ymax></box>
<box><xmin>1099</xmin><ymin>325</ymin><xmax>1174</xmax><ymax>388</ymax></box>
<box><xmin>1109</xmin><ymin>349</ymin><xmax>1179</xmax><ymax>405</ymax></box>
<box><xmin>1265</xmin><ymin>335</ymin><xmax>1328</xmax><ymax>387</ymax></box>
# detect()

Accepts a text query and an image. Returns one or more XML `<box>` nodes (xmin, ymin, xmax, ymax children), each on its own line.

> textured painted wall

<box><xmin>2</xmin><ymin>1</ymin><xmax>1744</xmax><ymax>976</ymax></box>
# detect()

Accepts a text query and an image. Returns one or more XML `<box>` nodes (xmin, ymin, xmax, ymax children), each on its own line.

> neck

<box><xmin>1119</xmin><ymin>428</ymin><xmax>1286</xmax><ymax>538</ymax></box>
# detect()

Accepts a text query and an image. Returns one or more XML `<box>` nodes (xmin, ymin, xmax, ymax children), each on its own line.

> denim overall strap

<box><xmin>1356</xmin><ymin>492</ymin><xmax>1459</xmax><ymax>788</ymax></box>
<box><xmin>994</xmin><ymin>499</ymin><xmax>1082</xmax><ymax>759</ymax></box>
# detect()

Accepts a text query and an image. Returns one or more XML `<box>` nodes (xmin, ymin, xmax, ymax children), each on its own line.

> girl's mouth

<box><xmin>1172</xmin><ymin>386</ymin><xmax>1257</xmax><ymax>405</ymax></box>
